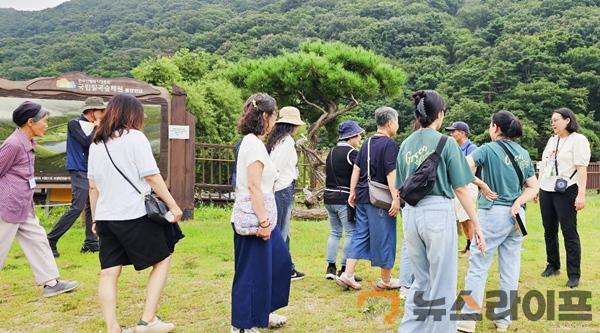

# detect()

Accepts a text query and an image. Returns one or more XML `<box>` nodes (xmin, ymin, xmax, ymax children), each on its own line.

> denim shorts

<box><xmin>347</xmin><ymin>203</ymin><xmax>397</xmax><ymax>268</ymax></box>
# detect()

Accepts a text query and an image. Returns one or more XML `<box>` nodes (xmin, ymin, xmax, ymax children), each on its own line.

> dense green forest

<box><xmin>1</xmin><ymin>0</ymin><xmax>600</xmax><ymax>159</ymax></box>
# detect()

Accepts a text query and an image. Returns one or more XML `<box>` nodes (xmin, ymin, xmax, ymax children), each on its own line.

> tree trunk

<box><xmin>292</xmin><ymin>207</ymin><xmax>328</xmax><ymax>220</ymax></box>
<box><xmin>297</xmin><ymin>92</ymin><xmax>358</xmax><ymax>194</ymax></box>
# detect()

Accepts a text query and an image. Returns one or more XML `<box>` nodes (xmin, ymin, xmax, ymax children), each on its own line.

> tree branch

<box><xmin>297</xmin><ymin>137</ymin><xmax>325</xmax><ymax>165</ymax></box>
<box><xmin>307</xmin><ymin>111</ymin><xmax>329</xmax><ymax>142</ymax></box>
<box><xmin>306</xmin><ymin>95</ymin><xmax>359</xmax><ymax>141</ymax></box>
<box><xmin>333</xmin><ymin>94</ymin><xmax>359</xmax><ymax>117</ymax></box>
<box><xmin>297</xmin><ymin>90</ymin><xmax>327</xmax><ymax>115</ymax></box>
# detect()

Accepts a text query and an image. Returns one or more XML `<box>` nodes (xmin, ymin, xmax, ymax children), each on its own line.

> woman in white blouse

<box><xmin>231</xmin><ymin>93</ymin><xmax>292</xmax><ymax>333</ymax></box>
<box><xmin>89</xmin><ymin>94</ymin><xmax>183</xmax><ymax>333</ymax></box>
<box><xmin>538</xmin><ymin>107</ymin><xmax>591</xmax><ymax>289</ymax></box>
<box><xmin>265</xmin><ymin>106</ymin><xmax>306</xmax><ymax>281</ymax></box>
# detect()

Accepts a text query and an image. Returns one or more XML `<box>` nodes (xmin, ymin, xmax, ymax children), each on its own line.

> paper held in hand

<box><xmin>79</xmin><ymin>120</ymin><xmax>95</xmax><ymax>136</ymax></box>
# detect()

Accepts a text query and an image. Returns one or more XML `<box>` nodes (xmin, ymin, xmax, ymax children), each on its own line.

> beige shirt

<box><xmin>539</xmin><ymin>132</ymin><xmax>591</xmax><ymax>192</ymax></box>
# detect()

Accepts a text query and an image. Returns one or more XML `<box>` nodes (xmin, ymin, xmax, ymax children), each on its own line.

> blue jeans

<box><xmin>325</xmin><ymin>204</ymin><xmax>355</xmax><ymax>267</ymax></box>
<box><xmin>275</xmin><ymin>183</ymin><xmax>295</xmax><ymax>270</ymax></box>
<box><xmin>400</xmin><ymin>196</ymin><xmax>457</xmax><ymax>333</ymax></box>
<box><xmin>399</xmin><ymin>232</ymin><xmax>414</xmax><ymax>288</ymax></box>
<box><xmin>461</xmin><ymin>205</ymin><xmax>524</xmax><ymax>328</ymax></box>
<box><xmin>399</xmin><ymin>208</ymin><xmax>414</xmax><ymax>288</ymax></box>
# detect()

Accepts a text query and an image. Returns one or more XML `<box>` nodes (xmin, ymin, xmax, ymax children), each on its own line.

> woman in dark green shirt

<box><xmin>397</xmin><ymin>90</ymin><xmax>486</xmax><ymax>333</ymax></box>
<box><xmin>457</xmin><ymin>110</ymin><xmax>539</xmax><ymax>333</ymax></box>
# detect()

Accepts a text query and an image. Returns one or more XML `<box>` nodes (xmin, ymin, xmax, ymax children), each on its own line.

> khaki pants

<box><xmin>0</xmin><ymin>212</ymin><xmax>59</xmax><ymax>285</ymax></box>
<box><xmin>453</xmin><ymin>183</ymin><xmax>479</xmax><ymax>222</ymax></box>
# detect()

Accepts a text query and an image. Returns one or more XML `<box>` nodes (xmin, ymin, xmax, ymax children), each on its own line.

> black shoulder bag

<box><xmin>496</xmin><ymin>141</ymin><xmax>528</xmax><ymax>236</ymax></box>
<box><xmin>398</xmin><ymin>135</ymin><xmax>448</xmax><ymax>206</ymax></box>
<box><xmin>103</xmin><ymin>142</ymin><xmax>169</xmax><ymax>224</ymax></box>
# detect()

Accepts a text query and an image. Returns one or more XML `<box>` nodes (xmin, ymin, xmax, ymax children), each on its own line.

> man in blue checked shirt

<box><xmin>446</xmin><ymin>121</ymin><xmax>478</xmax><ymax>257</ymax></box>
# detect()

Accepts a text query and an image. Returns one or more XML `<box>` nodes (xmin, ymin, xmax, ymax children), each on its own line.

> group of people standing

<box><xmin>0</xmin><ymin>88</ymin><xmax>592</xmax><ymax>333</ymax></box>
<box><xmin>319</xmin><ymin>89</ymin><xmax>590</xmax><ymax>333</ymax></box>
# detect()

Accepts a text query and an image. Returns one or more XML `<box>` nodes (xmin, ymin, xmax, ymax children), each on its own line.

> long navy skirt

<box><xmin>231</xmin><ymin>225</ymin><xmax>292</xmax><ymax>329</ymax></box>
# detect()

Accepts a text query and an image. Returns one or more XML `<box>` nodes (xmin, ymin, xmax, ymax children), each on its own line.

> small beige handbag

<box><xmin>366</xmin><ymin>137</ymin><xmax>392</xmax><ymax>210</ymax></box>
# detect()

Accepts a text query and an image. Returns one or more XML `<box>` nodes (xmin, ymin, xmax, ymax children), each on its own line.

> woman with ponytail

<box><xmin>457</xmin><ymin>110</ymin><xmax>539</xmax><ymax>333</ymax></box>
<box><xmin>396</xmin><ymin>90</ymin><xmax>486</xmax><ymax>333</ymax></box>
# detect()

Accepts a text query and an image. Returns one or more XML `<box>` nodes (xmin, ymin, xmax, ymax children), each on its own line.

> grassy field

<box><xmin>1</xmin><ymin>195</ymin><xmax>599</xmax><ymax>333</ymax></box>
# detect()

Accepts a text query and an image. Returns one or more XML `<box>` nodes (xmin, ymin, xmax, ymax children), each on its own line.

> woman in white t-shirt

<box><xmin>88</xmin><ymin>94</ymin><xmax>183</xmax><ymax>333</ymax></box>
<box><xmin>538</xmin><ymin>107</ymin><xmax>591</xmax><ymax>289</ymax></box>
<box><xmin>231</xmin><ymin>93</ymin><xmax>292</xmax><ymax>333</ymax></box>
<box><xmin>265</xmin><ymin>106</ymin><xmax>305</xmax><ymax>281</ymax></box>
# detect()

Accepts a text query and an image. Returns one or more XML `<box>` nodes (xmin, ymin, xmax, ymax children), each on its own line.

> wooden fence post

<box><xmin>169</xmin><ymin>85</ymin><xmax>196</xmax><ymax>220</ymax></box>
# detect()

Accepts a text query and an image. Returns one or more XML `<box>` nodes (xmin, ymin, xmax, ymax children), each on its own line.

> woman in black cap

<box><xmin>0</xmin><ymin>101</ymin><xmax>79</xmax><ymax>298</ymax></box>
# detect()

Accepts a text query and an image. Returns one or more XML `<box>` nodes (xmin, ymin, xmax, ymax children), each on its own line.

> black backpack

<box><xmin>398</xmin><ymin>135</ymin><xmax>448</xmax><ymax>206</ymax></box>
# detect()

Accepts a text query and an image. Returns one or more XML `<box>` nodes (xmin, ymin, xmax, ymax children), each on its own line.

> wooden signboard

<box><xmin>0</xmin><ymin>72</ymin><xmax>196</xmax><ymax>219</ymax></box>
<box><xmin>27</xmin><ymin>72</ymin><xmax>162</xmax><ymax>97</ymax></box>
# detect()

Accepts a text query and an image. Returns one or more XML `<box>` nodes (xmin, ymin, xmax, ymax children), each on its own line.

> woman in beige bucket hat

<box><xmin>265</xmin><ymin>106</ymin><xmax>306</xmax><ymax>281</ymax></box>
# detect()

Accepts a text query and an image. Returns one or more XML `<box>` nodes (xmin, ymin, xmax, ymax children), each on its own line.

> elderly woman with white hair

<box><xmin>336</xmin><ymin>107</ymin><xmax>401</xmax><ymax>290</ymax></box>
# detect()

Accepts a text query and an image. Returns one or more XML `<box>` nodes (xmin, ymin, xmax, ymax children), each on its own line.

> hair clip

<box><xmin>417</xmin><ymin>98</ymin><xmax>427</xmax><ymax>117</ymax></box>
<box><xmin>251</xmin><ymin>99</ymin><xmax>257</xmax><ymax>108</ymax></box>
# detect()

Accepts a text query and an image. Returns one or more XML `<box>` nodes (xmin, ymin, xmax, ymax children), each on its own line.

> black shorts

<box><xmin>96</xmin><ymin>215</ymin><xmax>171</xmax><ymax>271</ymax></box>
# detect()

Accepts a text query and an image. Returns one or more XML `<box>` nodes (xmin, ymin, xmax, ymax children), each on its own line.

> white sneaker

<box><xmin>457</xmin><ymin>320</ymin><xmax>476</xmax><ymax>332</ymax></box>
<box><xmin>268</xmin><ymin>313</ymin><xmax>287</xmax><ymax>328</ymax></box>
<box><xmin>399</xmin><ymin>286</ymin><xmax>410</xmax><ymax>300</ymax></box>
<box><xmin>495</xmin><ymin>322</ymin><xmax>508</xmax><ymax>332</ymax></box>
<box><xmin>230</xmin><ymin>327</ymin><xmax>261</xmax><ymax>333</ymax></box>
<box><xmin>134</xmin><ymin>316</ymin><xmax>174</xmax><ymax>333</ymax></box>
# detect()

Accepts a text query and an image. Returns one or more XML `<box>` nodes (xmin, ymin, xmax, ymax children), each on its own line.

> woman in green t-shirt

<box><xmin>397</xmin><ymin>90</ymin><xmax>486</xmax><ymax>333</ymax></box>
<box><xmin>457</xmin><ymin>110</ymin><xmax>539</xmax><ymax>333</ymax></box>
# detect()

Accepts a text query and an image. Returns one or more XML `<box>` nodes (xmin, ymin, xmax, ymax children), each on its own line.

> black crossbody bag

<box><xmin>496</xmin><ymin>141</ymin><xmax>528</xmax><ymax>236</ymax></box>
<box><xmin>398</xmin><ymin>135</ymin><xmax>447</xmax><ymax>206</ymax></box>
<box><xmin>553</xmin><ymin>137</ymin><xmax>577</xmax><ymax>193</ymax></box>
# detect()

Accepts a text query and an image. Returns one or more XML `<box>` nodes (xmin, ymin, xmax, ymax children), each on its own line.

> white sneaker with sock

<box><xmin>268</xmin><ymin>313</ymin><xmax>287</xmax><ymax>328</ymax></box>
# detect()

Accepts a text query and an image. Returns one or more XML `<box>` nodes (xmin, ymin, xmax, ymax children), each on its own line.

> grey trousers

<box><xmin>0</xmin><ymin>212</ymin><xmax>59</xmax><ymax>285</ymax></box>
<box><xmin>47</xmin><ymin>171</ymin><xmax>98</xmax><ymax>247</ymax></box>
